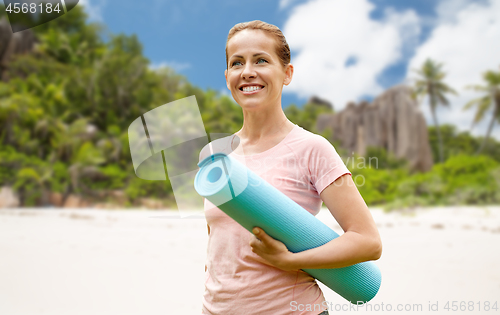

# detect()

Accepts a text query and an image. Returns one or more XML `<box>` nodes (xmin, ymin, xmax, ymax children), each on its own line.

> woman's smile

<box><xmin>239</xmin><ymin>84</ymin><xmax>265</xmax><ymax>94</ymax></box>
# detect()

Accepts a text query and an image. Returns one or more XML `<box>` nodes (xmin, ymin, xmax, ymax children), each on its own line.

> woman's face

<box><xmin>225</xmin><ymin>29</ymin><xmax>293</xmax><ymax>111</ymax></box>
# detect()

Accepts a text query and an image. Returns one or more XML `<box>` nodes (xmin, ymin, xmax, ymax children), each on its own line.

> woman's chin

<box><xmin>236</xmin><ymin>98</ymin><xmax>260</xmax><ymax>107</ymax></box>
<box><xmin>239</xmin><ymin>102</ymin><xmax>264</xmax><ymax>111</ymax></box>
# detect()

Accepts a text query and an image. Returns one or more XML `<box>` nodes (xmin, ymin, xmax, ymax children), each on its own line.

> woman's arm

<box><xmin>205</xmin><ymin>224</ymin><xmax>210</xmax><ymax>272</ymax></box>
<box><xmin>249</xmin><ymin>174</ymin><xmax>382</xmax><ymax>271</ymax></box>
<box><xmin>204</xmin><ymin>198</ymin><xmax>210</xmax><ymax>272</ymax></box>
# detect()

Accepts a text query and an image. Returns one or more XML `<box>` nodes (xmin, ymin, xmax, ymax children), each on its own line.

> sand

<box><xmin>0</xmin><ymin>206</ymin><xmax>499</xmax><ymax>315</ymax></box>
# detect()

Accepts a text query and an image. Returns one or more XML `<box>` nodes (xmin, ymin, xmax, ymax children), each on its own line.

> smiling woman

<box><xmin>200</xmin><ymin>20</ymin><xmax>382</xmax><ymax>315</ymax></box>
<box><xmin>224</xmin><ymin>22</ymin><xmax>293</xmax><ymax>125</ymax></box>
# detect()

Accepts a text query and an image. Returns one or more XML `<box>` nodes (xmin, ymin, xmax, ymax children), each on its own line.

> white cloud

<box><xmin>279</xmin><ymin>0</ymin><xmax>302</xmax><ymax>10</ymax></box>
<box><xmin>384</xmin><ymin>7</ymin><xmax>421</xmax><ymax>55</ymax></box>
<box><xmin>282</xmin><ymin>0</ymin><xmax>420</xmax><ymax>109</ymax></box>
<box><xmin>406</xmin><ymin>0</ymin><xmax>500</xmax><ymax>139</ymax></box>
<box><xmin>435</xmin><ymin>0</ymin><xmax>478</xmax><ymax>24</ymax></box>
<box><xmin>149</xmin><ymin>61</ymin><xmax>191</xmax><ymax>72</ymax></box>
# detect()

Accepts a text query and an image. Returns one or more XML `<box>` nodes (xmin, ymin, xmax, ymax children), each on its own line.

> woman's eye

<box><xmin>231</xmin><ymin>61</ymin><xmax>242</xmax><ymax>67</ymax></box>
<box><xmin>257</xmin><ymin>59</ymin><xmax>268</xmax><ymax>64</ymax></box>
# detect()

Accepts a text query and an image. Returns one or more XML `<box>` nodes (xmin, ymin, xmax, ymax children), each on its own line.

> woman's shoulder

<box><xmin>286</xmin><ymin>125</ymin><xmax>337</xmax><ymax>152</ymax></box>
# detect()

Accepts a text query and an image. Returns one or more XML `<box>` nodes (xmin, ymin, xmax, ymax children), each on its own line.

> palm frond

<box><xmin>437</xmin><ymin>92</ymin><xmax>450</xmax><ymax>106</ymax></box>
<box><xmin>470</xmin><ymin>96</ymin><xmax>491</xmax><ymax>125</ymax></box>
<box><xmin>465</xmin><ymin>84</ymin><xmax>488</xmax><ymax>92</ymax></box>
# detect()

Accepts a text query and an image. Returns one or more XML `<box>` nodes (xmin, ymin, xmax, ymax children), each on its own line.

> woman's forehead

<box><xmin>227</xmin><ymin>30</ymin><xmax>277</xmax><ymax>57</ymax></box>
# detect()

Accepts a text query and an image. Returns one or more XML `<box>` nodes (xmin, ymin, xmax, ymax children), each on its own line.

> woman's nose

<box><xmin>241</xmin><ymin>64</ymin><xmax>256</xmax><ymax>79</ymax></box>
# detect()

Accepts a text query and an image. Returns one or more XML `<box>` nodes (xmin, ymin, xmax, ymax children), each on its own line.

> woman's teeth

<box><xmin>242</xmin><ymin>86</ymin><xmax>263</xmax><ymax>92</ymax></box>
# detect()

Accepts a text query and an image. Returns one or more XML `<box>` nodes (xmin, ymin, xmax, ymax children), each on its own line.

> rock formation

<box><xmin>317</xmin><ymin>85</ymin><xmax>433</xmax><ymax>172</ymax></box>
<box><xmin>308</xmin><ymin>95</ymin><xmax>333</xmax><ymax>110</ymax></box>
<box><xmin>0</xmin><ymin>186</ymin><xmax>20</xmax><ymax>208</ymax></box>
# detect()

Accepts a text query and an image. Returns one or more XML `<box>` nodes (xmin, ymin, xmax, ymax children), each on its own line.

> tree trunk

<box><xmin>476</xmin><ymin>102</ymin><xmax>498</xmax><ymax>155</ymax></box>
<box><xmin>430</xmin><ymin>93</ymin><xmax>444</xmax><ymax>163</ymax></box>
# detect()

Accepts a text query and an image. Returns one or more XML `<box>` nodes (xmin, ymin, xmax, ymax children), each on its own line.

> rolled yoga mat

<box><xmin>194</xmin><ymin>153</ymin><xmax>381</xmax><ymax>304</ymax></box>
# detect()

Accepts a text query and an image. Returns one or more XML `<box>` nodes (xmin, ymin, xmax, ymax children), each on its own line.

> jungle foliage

<box><xmin>1</xmin><ymin>6</ymin><xmax>499</xmax><ymax>208</ymax></box>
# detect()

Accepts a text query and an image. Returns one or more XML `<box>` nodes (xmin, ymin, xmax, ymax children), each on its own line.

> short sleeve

<box><xmin>308</xmin><ymin>135</ymin><xmax>351</xmax><ymax>195</ymax></box>
<box><xmin>198</xmin><ymin>135</ymin><xmax>234</xmax><ymax>164</ymax></box>
<box><xmin>199</xmin><ymin>143</ymin><xmax>212</xmax><ymax>164</ymax></box>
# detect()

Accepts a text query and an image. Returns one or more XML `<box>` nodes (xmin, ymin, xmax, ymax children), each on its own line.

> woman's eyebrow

<box><xmin>252</xmin><ymin>52</ymin><xmax>270</xmax><ymax>57</ymax></box>
<box><xmin>230</xmin><ymin>52</ymin><xmax>271</xmax><ymax>59</ymax></box>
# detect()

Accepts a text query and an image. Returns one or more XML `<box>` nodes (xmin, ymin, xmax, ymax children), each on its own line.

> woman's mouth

<box><xmin>239</xmin><ymin>85</ymin><xmax>264</xmax><ymax>94</ymax></box>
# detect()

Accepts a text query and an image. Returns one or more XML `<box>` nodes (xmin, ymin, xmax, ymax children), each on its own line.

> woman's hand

<box><xmin>249</xmin><ymin>227</ymin><xmax>298</xmax><ymax>272</ymax></box>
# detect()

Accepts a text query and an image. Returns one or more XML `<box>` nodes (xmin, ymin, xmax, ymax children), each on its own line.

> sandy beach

<box><xmin>1</xmin><ymin>206</ymin><xmax>499</xmax><ymax>315</ymax></box>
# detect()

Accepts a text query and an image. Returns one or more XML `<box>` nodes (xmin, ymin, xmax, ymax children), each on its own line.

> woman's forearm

<box><xmin>285</xmin><ymin>231</ymin><xmax>382</xmax><ymax>270</ymax></box>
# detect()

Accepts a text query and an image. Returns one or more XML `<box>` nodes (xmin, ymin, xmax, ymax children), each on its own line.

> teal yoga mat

<box><xmin>194</xmin><ymin>153</ymin><xmax>381</xmax><ymax>304</ymax></box>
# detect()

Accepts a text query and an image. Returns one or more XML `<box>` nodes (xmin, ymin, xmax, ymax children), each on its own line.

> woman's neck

<box><xmin>237</xmin><ymin>107</ymin><xmax>293</xmax><ymax>143</ymax></box>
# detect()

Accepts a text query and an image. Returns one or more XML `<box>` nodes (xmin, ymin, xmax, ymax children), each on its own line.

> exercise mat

<box><xmin>194</xmin><ymin>153</ymin><xmax>381</xmax><ymax>304</ymax></box>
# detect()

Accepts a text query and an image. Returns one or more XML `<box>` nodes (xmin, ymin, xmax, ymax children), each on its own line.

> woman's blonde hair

<box><xmin>225</xmin><ymin>20</ymin><xmax>291</xmax><ymax>68</ymax></box>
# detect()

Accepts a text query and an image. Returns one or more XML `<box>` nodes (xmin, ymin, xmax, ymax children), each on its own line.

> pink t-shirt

<box><xmin>200</xmin><ymin>124</ymin><xmax>351</xmax><ymax>315</ymax></box>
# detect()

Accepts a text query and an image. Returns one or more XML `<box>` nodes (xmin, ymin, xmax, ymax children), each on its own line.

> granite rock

<box><xmin>317</xmin><ymin>85</ymin><xmax>433</xmax><ymax>172</ymax></box>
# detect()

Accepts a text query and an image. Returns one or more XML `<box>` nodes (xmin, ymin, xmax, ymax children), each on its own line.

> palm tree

<box><xmin>413</xmin><ymin>59</ymin><xmax>457</xmax><ymax>163</ymax></box>
<box><xmin>463</xmin><ymin>69</ymin><xmax>500</xmax><ymax>154</ymax></box>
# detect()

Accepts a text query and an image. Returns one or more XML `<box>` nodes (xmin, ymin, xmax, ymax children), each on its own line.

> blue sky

<box><xmin>81</xmin><ymin>0</ymin><xmax>500</xmax><ymax>139</ymax></box>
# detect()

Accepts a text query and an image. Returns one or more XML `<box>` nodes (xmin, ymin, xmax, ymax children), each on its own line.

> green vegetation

<box><xmin>427</xmin><ymin>124</ymin><xmax>500</xmax><ymax>164</ymax></box>
<box><xmin>0</xmin><ymin>7</ymin><xmax>498</xmax><ymax>209</ymax></box>
<box><xmin>353</xmin><ymin>124</ymin><xmax>500</xmax><ymax>210</ymax></box>
<box><xmin>285</xmin><ymin>102</ymin><xmax>333</xmax><ymax>135</ymax></box>
<box><xmin>0</xmin><ymin>7</ymin><xmax>242</xmax><ymax>206</ymax></box>
<box><xmin>352</xmin><ymin>153</ymin><xmax>500</xmax><ymax>211</ymax></box>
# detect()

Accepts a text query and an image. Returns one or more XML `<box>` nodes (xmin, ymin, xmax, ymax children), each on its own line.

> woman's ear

<box><xmin>283</xmin><ymin>63</ymin><xmax>294</xmax><ymax>86</ymax></box>
<box><xmin>225</xmin><ymin>69</ymin><xmax>230</xmax><ymax>90</ymax></box>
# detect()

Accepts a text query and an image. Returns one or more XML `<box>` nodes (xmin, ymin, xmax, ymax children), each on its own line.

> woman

<box><xmin>200</xmin><ymin>20</ymin><xmax>382</xmax><ymax>315</ymax></box>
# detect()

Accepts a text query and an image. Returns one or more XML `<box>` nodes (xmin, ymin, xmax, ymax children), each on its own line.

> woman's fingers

<box><xmin>252</xmin><ymin>227</ymin><xmax>267</xmax><ymax>242</ymax></box>
<box><xmin>249</xmin><ymin>236</ymin><xmax>261</xmax><ymax>251</ymax></box>
<box><xmin>250</xmin><ymin>227</ymin><xmax>284</xmax><ymax>253</ymax></box>
<box><xmin>249</xmin><ymin>227</ymin><xmax>296</xmax><ymax>271</ymax></box>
